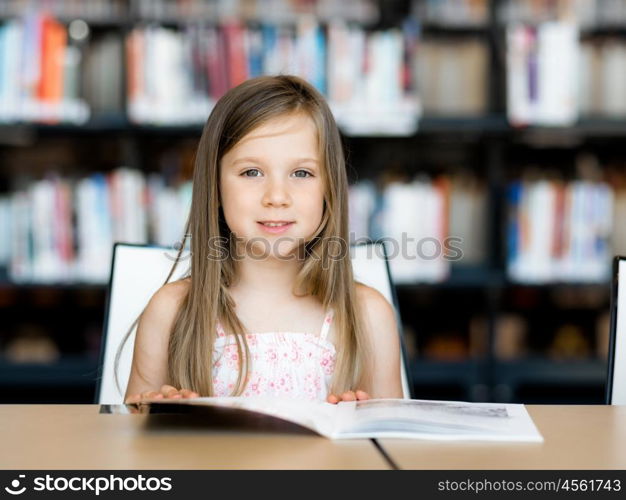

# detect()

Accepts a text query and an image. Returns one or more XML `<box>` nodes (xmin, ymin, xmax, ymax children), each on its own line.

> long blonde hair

<box><xmin>116</xmin><ymin>75</ymin><xmax>369</xmax><ymax>396</ymax></box>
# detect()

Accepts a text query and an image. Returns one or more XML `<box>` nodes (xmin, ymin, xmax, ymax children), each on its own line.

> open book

<box><xmin>118</xmin><ymin>397</ymin><xmax>543</xmax><ymax>442</ymax></box>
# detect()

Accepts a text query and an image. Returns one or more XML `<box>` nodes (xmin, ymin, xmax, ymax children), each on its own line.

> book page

<box><xmin>333</xmin><ymin>399</ymin><xmax>543</xmax><ymax>442</ymax></box>
<box><xmin>132</xmin><ymin>397</ymin><xmax>339</xmax><ymax>438</ymax></box>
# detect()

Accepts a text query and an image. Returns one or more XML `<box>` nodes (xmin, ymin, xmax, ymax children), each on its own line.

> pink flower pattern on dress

<box><xmin>212</xmin><ymin>310</ymin><xmax>335</xmax><ymax>400</ymax></box>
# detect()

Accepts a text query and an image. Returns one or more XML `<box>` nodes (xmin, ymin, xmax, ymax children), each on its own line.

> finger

<box><xmin>356</xmin><ymin>390</ymin><xmax>370</xmax><ymax>400</ymax></box>
<box><xmin>340</xmin><ymin>391</ymin><xmax>356</xmax><ymax>402</ymax></box>
<box><xmin>326</xmin><ymin>394</ymin><xmax>339</xmax><ymax>404</ymax></box>
<box><xmin>125</xmin><ymin>394</ymin><xmax>141</xmax><ymax>404</ymax></box>
<box><xmin>180</xmin><ymin>389</ymin><xmax>199</xmax><ymax>398</ymax></box>
<box><xmin>160</xmin><ymin>385</ymin><xmax>180</xmax><ymax>398</ymax></box>
<box><xmin>142</xmin><ymin>391</ymin><xmax>163</xmax><ymax>401</ymax></box>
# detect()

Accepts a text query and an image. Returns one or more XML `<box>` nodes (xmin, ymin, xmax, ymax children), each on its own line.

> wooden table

<box><xmin>3</xmin><ymin>405</ymin><xmax>625</xmax><ymax>470</ymax></box>
<box><xmin>0</xmin><ymin>405</ymin><xmax>389</xmax><ymax>469</ymax></box>
<box><xmin>377</xmin><ymin>405</ymin><xmax>626</xmax><ymax>469</ymax></box>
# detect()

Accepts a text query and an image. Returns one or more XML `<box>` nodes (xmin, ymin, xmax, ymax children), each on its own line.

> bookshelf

<box><xmin>0</xmin><ymin>0</ymin><xmax>621</xmax><ymax>404</ymax></box>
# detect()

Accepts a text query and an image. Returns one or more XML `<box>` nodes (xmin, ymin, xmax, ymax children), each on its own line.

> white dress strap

<box><xmin>319</xmin><ymin>309</ymin><xmax>334</xmax><ymax>341</ymax></box>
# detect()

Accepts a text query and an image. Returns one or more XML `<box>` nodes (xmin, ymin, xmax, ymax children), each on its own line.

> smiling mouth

<box><xmin>258</xmin><ymin>221</ymin><xmax>295</xmax><ymax>227</ymax></box>
<box><xmin>256</xmin><ymin>221</ymin><xmax>295</xmax><ymax>234</ymax></box>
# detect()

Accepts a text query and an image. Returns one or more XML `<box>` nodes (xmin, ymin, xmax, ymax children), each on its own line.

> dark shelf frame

<box><xmin>0</xmin><ymin>356</ymin><xmax>99</xmax><ymax>387</ymax></box>
<box><xmin>4</xmin><ymin>115</ymin><xmax>626</xmax><ymax>140</ymax></box>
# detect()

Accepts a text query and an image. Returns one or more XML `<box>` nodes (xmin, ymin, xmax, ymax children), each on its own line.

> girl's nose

<box><xmin>262</xmin><ymin>178</ymin><xmax>291</xmax><ymax>207</ymax></box>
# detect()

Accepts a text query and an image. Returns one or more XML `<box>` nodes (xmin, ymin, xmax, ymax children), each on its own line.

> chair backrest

<box><xmin>96</xmin><ymin>243</ymin><xmax>189</xmax><ymax>405</ymax></box>
<box><xmin>96</xmin><ymin>241</ymin><xmax>412</xmax><ymax>404</ymax></box>
<box><xmin>607</xmin><ymin>256</ymin><xmax>626</xmax><ymax>404</ymax></box>
<box><xmin>350</xmin><ymin>241</ymin><xmax>412</xmax><ymax>399</ymax></box>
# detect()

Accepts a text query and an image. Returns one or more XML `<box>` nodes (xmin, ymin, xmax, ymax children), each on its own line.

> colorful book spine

<box><xmin>506</xmin><ymin>178</ymin><xmax>613</xmax><ymax>283</ymax></box>
<box><xmin>2</xmin><ymin>168</ymin><xmax>192</xmax><ymax>284</ymax></box>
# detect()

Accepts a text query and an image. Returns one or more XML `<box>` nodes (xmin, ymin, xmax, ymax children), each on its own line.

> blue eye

<box><xmin>293</xmin><ymin>170</ymin><xmax>312</xmax><ymax>178</ymax></box>
<box><xmin>242</xmin><ymin>169</ymin><xmax>261</xmax><ymax>177</ymax></box>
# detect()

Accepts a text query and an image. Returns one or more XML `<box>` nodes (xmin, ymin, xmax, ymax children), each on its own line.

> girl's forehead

<box><xmin>234</xmin><ymin>113</ymin><xmax>319</xmax><ymax>149</ymax></box>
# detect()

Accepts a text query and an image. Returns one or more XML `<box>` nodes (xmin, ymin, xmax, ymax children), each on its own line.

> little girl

<box><xmin>123</xmin><ymin>75</ymin><xmax>403</xmax><ymax>405</ymax></box>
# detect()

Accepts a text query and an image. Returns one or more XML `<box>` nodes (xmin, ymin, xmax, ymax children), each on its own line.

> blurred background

<box><xmin>0</xmin><ymin>0</ymin><xmax>622</xmax><ymax>404</ymax></box>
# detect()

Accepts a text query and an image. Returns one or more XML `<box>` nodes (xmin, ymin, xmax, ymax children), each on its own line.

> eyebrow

<box><xmin>230</xmin><ymin>157</ymin><xmax>320</xmax><ymax>167</ymax></box>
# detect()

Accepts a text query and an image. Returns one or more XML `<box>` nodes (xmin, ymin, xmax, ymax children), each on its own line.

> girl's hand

<box><xmin>326</xmin><ymin>390</ymin><xmax>370</xmax><ymax>404</ymax></box>
<box><xmin>125</xmin><ymin>384</ymin><xmax>199</xmax><ymax>404</ymax></box>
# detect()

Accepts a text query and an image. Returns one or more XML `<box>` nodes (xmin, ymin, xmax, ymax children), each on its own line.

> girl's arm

<box><xmin>124</xmin><ymin>280</ymin><xmax>196</xmax><ymax>403</ymax></box>
<box><xmin>355</xmin><ymin>283</ymin><xmax>404</xmax><ymax>399</ymax></box>
<box><xmin>327</xmin><ymin>284</ymin><xmax>404</xmax><ymax>403</ymax></box>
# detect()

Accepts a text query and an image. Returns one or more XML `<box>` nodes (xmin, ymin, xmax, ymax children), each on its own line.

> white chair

<box><xmin>96</xmin><ymin>243</ymin><xmax>189</xmax><ymax>405</ymax></box>
<box><xmin>351</xmin><ymin>241</ymin><xmax>412</xmax><ymax>399</ymax></box>
<box><xmin>607</xmin><ymin>256</ymin><xmax>626</xmax><ymax>404</ymax></box>
<box><xmin>96</xmin><ymin>241</ymin><xmax>412</xmax><ymax>404</ymax></box>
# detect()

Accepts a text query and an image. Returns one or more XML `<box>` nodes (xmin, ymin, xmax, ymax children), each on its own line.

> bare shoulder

<box><xmin>158</xmin><ymin>277</ymin><xmax>191</xmax><ymax>299</ymax></box>
<box><xmin>147</xmin><ymin>278</ymin><xmax>190</xmax><ymax>315</ymax></box>
<box><xmin>139</xmin><ymin>278</ymin><xmax>190</xmax><ymax>336</ymax></box>
<box><xmin>355</xmin><ymin>282</ymin><xmax>396</xmax><ymax>325</ymax></box>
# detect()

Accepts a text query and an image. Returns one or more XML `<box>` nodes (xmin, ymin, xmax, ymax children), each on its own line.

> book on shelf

<box><xmin>447</xmin><ymin>174</ymin><xmax>487</xmax><ymax>266</ymax></box>
<box><xmin>412</xmin><ymin>0</ymin><xmax>489</xmax><ymax>27</ymax></box>
<box><xmin>83</xmin><ymin>33</ymin><xmax>124</xmax><ymax>116</ymax></box>
<box><xmin>38</xmin><ymin>16</ymin><xmax>66</xmax><ymax>104</ymax></box>
<box><xmin>348</xmin><ymin>181</ymin><xmax>377</xmax><ymax>243</ymax></box>
<box><xmin>376</xmin><ymin>179</ymin><xmax>450</xmax><ymax>284</ymax></box>
<box><xmin>2</xmin><ymin>168</ymin><xmax>484</xmax><ymax>285</ymax></box>
<box><xmin>0</xmin><ymin>197</ymin><xmax>10</xmax><ymax>268</ymax></box>
<box><xmin>0</xmin><ymin>12</ymin><xmax>89</xmax><ymax>124</ymax></box>
<box><xmin>600</xmin><ymin>41</ymin><xmax>626</xmax><ymax>117</ymax></box>
<box><xmin>1</xmin><ymin>168</ymin><xmax>191</xmax><ymax>283</ymax></box>
<box><xmin>613</xmin><ymin>185</ymin><xmax>626</xmax><ymax>256</ymax></box>
<box><xmin>579</xmin><ymin>39</ymin><xmax>626</xmax><ymax>117</ymax></box>
<box><xmin>0</xmin><ymin>0</ymin><xmax>126</xmax><ymax>20</ymax></box>
<box><xmin>4</xmin><ymin>1</ymin><xmax>528</xmax><ymax>131</ymax></box>
<box><xmin>131</xmin><ymin>0</ymin><xmax>379</xmax><ymax>24</ymax></box>
<box><xmin>113</xmin><ymin>396</ymin><xmax>544</xmax><ymax>442</ymax></box>
<box><xmin>1</xmin><ymin>0</ymin><xmax>377</xmax><ymax>24</ymax></box>
<box><xmin>506</xmin><ymin>21</ymin><xmax>579</xmax><ymax>126</ymax></box>
<box><xmin>413</xmin><ymin>37</ymin><xmax>488</xmax><ymax>115</ymax></box>
<box><xmin>348</xmin><ymin>173</ymin><xmax>487</xmax><ymax>284</ymax></box>
<box><xmin>295</xmin><ymin>16</ymin><xmax>326</xmax><ymax>94</ymax></box>
<box><xmin>506</xmin><ymin>178</ymin><xmax>613</xmax><ymax>283</ymax></box>
<box><xmin>124</xmin><ymin>17</ymin><xmax>420</xmax><ymax>133</ymax></box>
<box><xmin>498</xmin><ymin>0</ymin><xmax>626</xmax><ymax>29</ymax></box>
<box><xmin>328</xmin><ymin>20</ymin><xmax>420</xmax><ymax>135</ymax></box>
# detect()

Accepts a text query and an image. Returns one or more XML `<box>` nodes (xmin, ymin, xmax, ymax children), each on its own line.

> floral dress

<box><xmin>212</xmin><ymin>309</ymin><xmax>336</xmax><ymax>400</ymax></box>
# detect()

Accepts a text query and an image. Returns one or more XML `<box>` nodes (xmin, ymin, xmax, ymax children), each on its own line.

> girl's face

<box><xmin>219</xmin><ymin>112</ymin><xmax>325</xmax><ymax>260</ymax></box>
